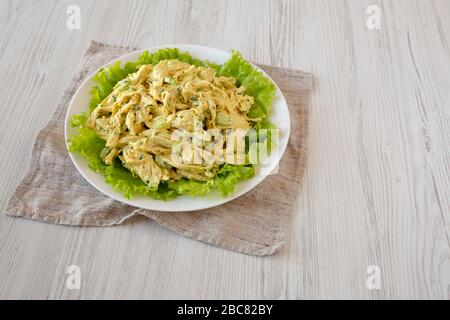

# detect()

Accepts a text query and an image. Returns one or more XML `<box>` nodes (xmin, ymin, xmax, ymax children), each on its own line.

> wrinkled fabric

<box><xmin>5</xmin><ymin>41</ymin><xmax>313</xmax><ymax>256</ymax></box>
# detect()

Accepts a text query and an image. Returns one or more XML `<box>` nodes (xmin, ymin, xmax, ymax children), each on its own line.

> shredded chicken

<box><xmin>86</xmin><ymin>59</ymin><xmax>255</xmax><ymax>189</ymax></box>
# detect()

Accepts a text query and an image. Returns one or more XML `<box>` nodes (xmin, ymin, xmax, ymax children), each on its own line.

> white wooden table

<box><xmin>0</xmin><ymin>0</ymin><xmax>449</xmax><ymax>299</ymax></box>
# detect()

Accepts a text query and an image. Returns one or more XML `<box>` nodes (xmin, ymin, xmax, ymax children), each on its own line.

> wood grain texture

<box><xmin>0</xmin><ymin>0</ymin><xmax>448</xmax><ymax>299</ymax></box>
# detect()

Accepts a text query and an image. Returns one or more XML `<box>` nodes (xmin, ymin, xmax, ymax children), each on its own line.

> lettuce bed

<box><xmin>68</xmin><ymin>49</ymin><xmax>275</xmax><ymax>200</ymax></box>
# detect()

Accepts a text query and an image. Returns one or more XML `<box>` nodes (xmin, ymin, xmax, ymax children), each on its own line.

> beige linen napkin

<box><xmin>5</xmin><ymin>41</ymin><xmax>312</xmax><ymax>256</ymax></box>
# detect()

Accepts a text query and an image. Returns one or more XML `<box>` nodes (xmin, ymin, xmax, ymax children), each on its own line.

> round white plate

<box><xmin>65</xmin><ymin>44</ymin><xmax>290</xmax><ymax>211</ymax></box>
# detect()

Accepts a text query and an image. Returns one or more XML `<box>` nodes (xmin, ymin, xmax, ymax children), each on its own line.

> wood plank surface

<box><xmin>0</xmin><ymin>0</ymin><xmax>448</xmax><ymax>299</ymax></box>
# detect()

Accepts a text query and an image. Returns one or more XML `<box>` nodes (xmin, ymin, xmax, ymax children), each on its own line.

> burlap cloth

<box><xmin>5</xmin><ymin>41</ymin><xmax>312</xmax><ymax>256</ymax></box>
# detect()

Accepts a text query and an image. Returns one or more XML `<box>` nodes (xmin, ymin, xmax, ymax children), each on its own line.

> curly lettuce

<box><xmin>68</xmin><ymin>49</ymin><xmax>275</xmax><ymax>200</ymax></box>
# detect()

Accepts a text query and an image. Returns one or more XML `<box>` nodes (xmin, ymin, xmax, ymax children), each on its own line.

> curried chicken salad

<box><xmin>69</xmin><ymin>49</ymin><xmax>276</xmax><ymax>200</ymax></box>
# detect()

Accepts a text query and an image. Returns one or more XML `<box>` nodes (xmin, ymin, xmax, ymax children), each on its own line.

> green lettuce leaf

<box><xmin>104</xmin><ymin>163</ymin><xmax>177</xmax><ymax>200</ymax></box>
<box><xmin>68</xmin><ymin>113</ymin><xmax>106</xmax><ymax>173</ymax></box>
<box><xmin>218</xmin><ymin>51</ymin><xmax>276</xmax><ymax>129</ymax></box>
<box><xmin>165</xmin><ymin>164</ymin><xmax>255</xmax><ymax>197</ymax></box>
<box><xmin>69</xmin><ymin>48</ymin><xmax>274</xmax><ymax>199</ymax></box>
<box><xmin>214</xmin><ymin>164</ymin><xmax>255</xmax><ymax>195</ymax></box>
<box><xmin>168</xmin><ymin>179</ymin><xmax>214</xmax><ymax>197</ymax></box>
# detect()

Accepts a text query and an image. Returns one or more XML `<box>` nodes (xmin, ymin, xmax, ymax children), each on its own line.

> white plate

<box><xmin>65</xmin><ymin>45</ymin><xmax>290</xmax><ymax>211</ymax></box>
